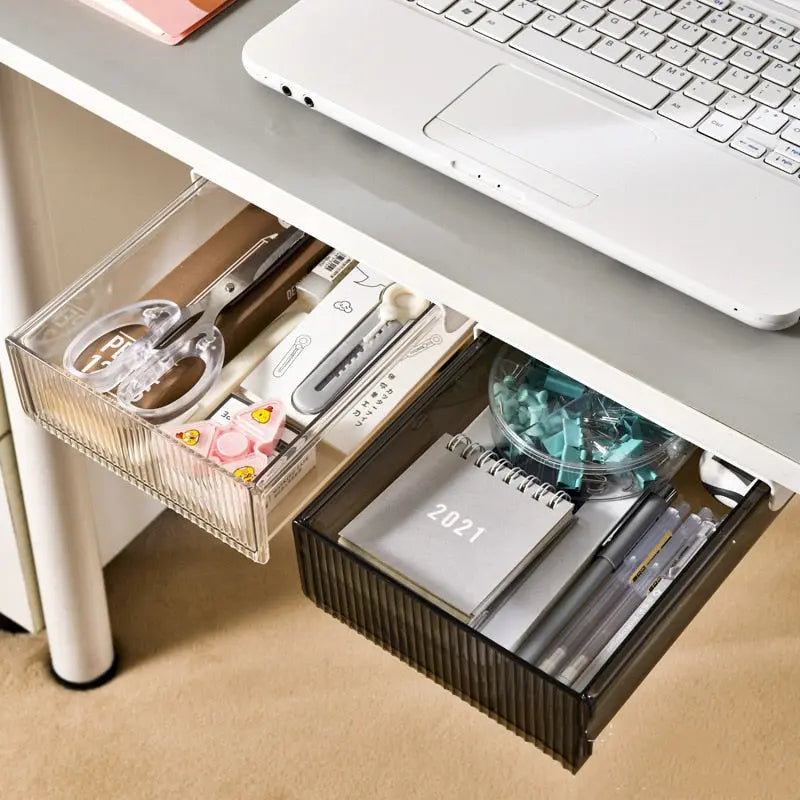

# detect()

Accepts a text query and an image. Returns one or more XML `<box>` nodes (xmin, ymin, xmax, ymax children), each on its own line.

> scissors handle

<box><xmin>116</xmin><ymin>323</ymin><xmax>224</xmax><ymax>423</ymax></box>
<box><xmin>63</xmin><ymin>300</ymin><xmax>181</xmax><ymax>392</ymax></box>
<box><xmin>63</xmin><ymin>299</ymin><xmax>226</xmax><ymax>423</ymax></box>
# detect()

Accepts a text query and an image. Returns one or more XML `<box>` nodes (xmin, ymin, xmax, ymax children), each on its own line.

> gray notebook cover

<box><xmin>477</xmin><ymin>494</ymin><xmax>637</xmax><ymax>650</ymax></box>
<box><xmin>339</xmin><ymin>434</ymin><xmax>574</xmax><ymax>624</ymax></box>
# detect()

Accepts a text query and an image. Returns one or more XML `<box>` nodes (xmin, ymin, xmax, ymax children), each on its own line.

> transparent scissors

<box><xmin>63</xmin><ymin>227</ymin><xmax>310</xmax><ymax>423</ymax></box>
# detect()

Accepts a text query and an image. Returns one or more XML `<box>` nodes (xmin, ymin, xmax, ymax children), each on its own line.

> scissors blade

<box><xmin>153</xmin><ymin>227</ymin><xmax>311</xmax><ymax>349</ymax></box>
<box><xmin>197</xmin><ymin>227</ymin><xmax>310</xmax><ymax>320</ymax></box>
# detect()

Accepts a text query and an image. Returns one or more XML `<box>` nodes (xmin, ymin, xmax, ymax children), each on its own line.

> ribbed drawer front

<box><xmin>295</xmin><ymin>525</ymin><xmax>592</xmax><ymax>770</ymax></box>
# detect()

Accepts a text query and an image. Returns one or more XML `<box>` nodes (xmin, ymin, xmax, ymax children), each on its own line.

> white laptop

<box><xmin>243</xmin><ymin>0</ymin><xmax>800</xmax><ymax>329</ymax></box>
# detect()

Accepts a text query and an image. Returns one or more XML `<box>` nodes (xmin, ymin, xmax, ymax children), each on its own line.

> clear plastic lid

<box><xmin>489</xmin><ymin>349</ymin><xmax>688</xmax><ymax>497</ymax></box>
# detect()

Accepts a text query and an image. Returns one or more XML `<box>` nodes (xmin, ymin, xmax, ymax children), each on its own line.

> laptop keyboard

<box><xmin>410</xmin><ymin>0</ymin><xmax>800</xmax><ymax>179</ymax></box>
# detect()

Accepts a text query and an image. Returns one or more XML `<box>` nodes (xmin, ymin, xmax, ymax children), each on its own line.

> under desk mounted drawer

<box><xmin>5</xmin><ymin>179</ymin><xmax>472</xmax><ymax>563</ymax></box>
<box><xmin>294</xmin><ymin>335</ymin><xmax>783</xmax><ymax>772</ymax></box>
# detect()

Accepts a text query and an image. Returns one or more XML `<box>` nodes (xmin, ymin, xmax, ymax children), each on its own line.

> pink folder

<box><xmin>125</xmin><ymin>0</ymin><xmax>224</xmax><ymax>37</ymax></box>
<box><xmin>79</xmin><ymin>0</ymin><xmax>238</xmax><ymax>45</ymax></box>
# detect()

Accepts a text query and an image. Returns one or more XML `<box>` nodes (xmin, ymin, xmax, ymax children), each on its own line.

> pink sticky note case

<box><xmin>210</xmin><ymin>428</ymin><xmax>253</xmax><ymax>464</ymax></box>
<box><xmin>162</xmin><ymin>420</ymin><xmax>219</xmax><ymax>458</ymax></box>
<box><xmin>232</xmin><ymin>401</ymin><xmax>286</xmax><ymax>457</ymax></box>
<box><xmin>222</xmin><ymin>453</ymin><xmax>272</xmax><ymax>484</ymax></box>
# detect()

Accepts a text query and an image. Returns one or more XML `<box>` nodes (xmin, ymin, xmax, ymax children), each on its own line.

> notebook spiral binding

<box><xmin>446</xmin><ymin>434</ymin><xmax>571</xmax><ymax>510</ymax></box>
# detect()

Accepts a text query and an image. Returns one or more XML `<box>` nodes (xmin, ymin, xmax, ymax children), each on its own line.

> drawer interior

<box><xmin>294</xmin><ymin>335</ymin><xmax>781</xmax><ymax>771</ymax></box>
<box><xmin>6</xmin><ymin>179</ymin><xmax>474</xmax><ymax>562</ymax></box>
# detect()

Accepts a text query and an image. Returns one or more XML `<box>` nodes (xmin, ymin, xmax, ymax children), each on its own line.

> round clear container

<box><xmin>488</xmin><ymin>349</ymin><xmax>690</xmax><ymax>501</ymax></box>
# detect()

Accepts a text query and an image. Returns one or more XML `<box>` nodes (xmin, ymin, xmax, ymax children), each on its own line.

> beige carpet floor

<box><xmin>2</xmin><ymin>497</ymin><xmax>800</xmax><ymax>800</ymax></box>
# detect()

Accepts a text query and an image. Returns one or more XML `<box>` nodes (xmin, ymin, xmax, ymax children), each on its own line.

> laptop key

<box><xmin>730</xmin><ymin>4</ymin><xmax>761</xmax><ymax>24</ymax></box>
<box><xmin>702</xmin><ymin>11</ymin><xmax>741</xmax><ymax>35</ymax></box>
<box><xmin>776</xmin><ymin>141</ymin><xmax>800</xmax><ymax>161</ymax></box>
<box><xmin>781</xmin><ymin>121</ymin><xmax>800</xmax><ymax>145</ymax></box>
<box><xmin>730</xmin><ymin>133</ymin><xmax>766</xmax><ymax>156</ymax></box>
<box><xmin>568</xmin><ymin>2</ymin><xmax>605</xmax><ymax>25</ymax></box>
<box><xmin>785</xmin><ymin>97</ymin><xmax>800</xmax><ymax>118</ymax></box>
<box><xmin>668</xmin><ymin>21</ymin><xmax>706</xmax><ymax>45</ymax></box>
<box><xmin>532</xmin><ymin>11</ymin><xmax>571</xmax><ymax>34</ymax></box>
<box><xmin>596</xmin><ymin>15</ymin><xmax>636</xmax><ymax>38</ymax></box>
<box><xmin>687</xmin><ymin>53</ymin><xmax>726</xmax><ymax>79</ymax></box>
<box><xmin>626</xmin><ymin>27</ymin><xmax>665</xmax><ymax>51</ymax></box>
<box><xmin>715</xmin><ymin>90</ymin><xmax>755</xmax><ymax>117</ymax></box>
<box><xmin>697</xmin><ymin>110</ymin><xmax>741</xmax><ymax>139</ymax></box>
<box><xmin>562</xmin><ymin>24</ymin><xmax>602</xmax><ymax>48</ymax></box>
<box><xmin>592</xmin><ymin>36</ymin><xmax>632</xmax><ymax>61</ymax></box>
<box><xmin>698</xmin><ymin>33</ymin><xmax>737</xmax><ymax>58</ymax></box>
<box><xmin>476</xmin><ymin>0</ymin><xmax>513</xmax><ymax>9</ymax></box>
<box><xmin>509</xmin><ymin>27</ymin><xmax>670</xmax><ymax>106</ymax></box>
<box><xmin>763</xmin><ymin>37</ymin><xmax>800</xmax><ymax>63</ymax></box>
<box><xmin>684</xmin><ymin>76</ymin><xmax>724</xmax><ymax>102</ymax></box>
<box><xmin>657</xmin><ymin>41</ymin><xmax>696</xmax><ymax>64</ymax></box>
<box><xmin>639</xmin><ymin>8</ymin><xmax>676</xmax><ymax>32</ymax></box>
<box><xmin>764</xmin><ymin>151</ymin><xmax>800</xmax><ymax>173</ymax></box>
<box><xmin>750</xmin><ymin>81</ymin><xmax>790</xmax><ymax>109</ymax></box>
<box><xmin>673</xmin><ymin>0</ymin><xmax>710</xmax><ymax>23</ymax></box>
<box><xmin>731</xmin><ymin>22</ymin><xmax>770</xmax><ymax>47</ymax></box>
<box><xmin>607</xmin><ymin>0</ymin><xmax>647</xmax><ymax>19</ymax></box>
<box><xmin>658</xmin><ymin>93</ymin><xmax>709</xmax><ymax>124</ymax></box>
<box><xmin>643</xmin><ymin>0</ymin><xmax>678</xmax><ymax>10</ymax></box>
<box><xmin>504</xmin><ymin>0</ymin><xmax>542</xmax><ymax>21</ymax></box>
<box><xmin>760</xmin><ymin>61</ymin><xmax>800</xmax><ymax>88</ymax></box>
<box><xmin>652</xmin><ymin>63</ymin><xmax>692</xmax><ymax>88</ymax></box>
<box><xmin>622</xmin><ymin>50</ymin><xmax>662</xmax><ymax>74</ymax></box>
<box><xmin>718</xmin><ymin>66</ymin><xmax>758</xmax><ymax>93</ymax></box>
<box><xmin>749</xmin><ymin>105</ymin><xmax>789</xmax><ymax>133</ymax></box>
<box><xmin>445</xmin><ymin>1</ymin><xmax>487</xmax><ymax>24</ymax></box>
<box><xmin>729</xmin><ymin>46</ymin><xmax>769</xmax><ymax>72</ymax></box>
<box><xmin>761</xmin><ymin>17</ymin><xmax>794</xmax><ymax>38</ymax></box>
<box><xmin>418</xmin><ymin>0</ymin><xmax>458</xmax><ymax>12</ymax></box>
<box><xmin>473</xmin><ymin>11</ymin><xmax>523</xmax><ymax>39</ymax></box>
<box><xmin>539</xmin><ymin>0</ymin><xmax>577</xmax><ymax>13</ymax></box>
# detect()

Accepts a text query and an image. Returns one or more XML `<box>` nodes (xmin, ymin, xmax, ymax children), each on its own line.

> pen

<box><xmin>535</xmin><ymin>503</ymin><xmax>689</xmax><ymax>676</ymax></box>
<box><xmin>555</xmin><ymin>505</ymin><xmax>697</xmax><ymax>684</ymax></box>
<box><xmin>516</xmin><ymin>489</ymin><xmax>671</xmax><ymax>665</ymax></box>
<box><xmin>569</xmin><ymin>513</ymin><xmax>717</xmax><ymax>691</ymax></box>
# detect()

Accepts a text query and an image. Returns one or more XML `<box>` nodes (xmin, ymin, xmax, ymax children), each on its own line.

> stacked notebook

<box><xmin>78</xmin><ymin>0</ymin><xmax>238</xmax><ymax>44</ymax></box>
<box><xmin>339</xmin><ymin>434</ymin><xmax>575</xmax><ymax>626</ymax></box>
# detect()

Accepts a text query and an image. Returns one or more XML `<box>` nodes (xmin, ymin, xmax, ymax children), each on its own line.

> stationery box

<box><xmin>242</xmin><ymin>267</ymin><xmax>474</xmax><ymax>452</ymax></box>
<box><xmin>242</xmin><ymin>265</ymin><xmax>392</xmax><ymax>423</ymax></box>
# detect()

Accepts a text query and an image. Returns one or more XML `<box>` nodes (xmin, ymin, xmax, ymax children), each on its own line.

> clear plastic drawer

<box><xmin>6</xmin><ymin>179</ymin><xmax>468</xmax><ymax>562</ymax></box>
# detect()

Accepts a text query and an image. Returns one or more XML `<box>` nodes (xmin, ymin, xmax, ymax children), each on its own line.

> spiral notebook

<box><xmin>339</xmin><ymin>434</ymin><xmax>575</xmax><ymax>625</ymax></box>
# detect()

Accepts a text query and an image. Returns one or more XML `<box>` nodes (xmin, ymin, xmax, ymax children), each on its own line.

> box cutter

<box><xmin>292</xmin><ymin>284</ymin><xmax>430</xmax><ymax>415</ymax></box>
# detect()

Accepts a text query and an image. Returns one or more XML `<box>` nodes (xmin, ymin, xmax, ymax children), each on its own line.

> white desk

<box><xmin>0</xmin><ymin>67</ymin><xmax>187</xmax><ymax>679</ymax></box>
<box><xmin>0</xmin><ymin>0</ymin><xmax>798</xmax><ymax>683</ymax></box>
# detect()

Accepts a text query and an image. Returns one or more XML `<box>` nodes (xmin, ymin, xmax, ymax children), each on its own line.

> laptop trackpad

<box><xmin>424</xmin><ymin>64</ymin><xmax>656</xmax><ymax>208</ymax></box>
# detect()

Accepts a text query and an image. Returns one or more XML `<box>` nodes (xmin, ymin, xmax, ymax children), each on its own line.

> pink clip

<box><xmin>162</xmin><ymin>420</ymin><xmax>219</xmax><ymax>458</ymax></box>
<box><xmin>232</xmin><ymin>401</ymin><xmax>286</xmax><ymax>456</ymax></box>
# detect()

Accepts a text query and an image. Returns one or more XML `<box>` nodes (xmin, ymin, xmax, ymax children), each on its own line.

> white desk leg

<box><xmin>0</xmin><ymin>68</ymin><xmax>115</xmax><ymax>687</ymax></box>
